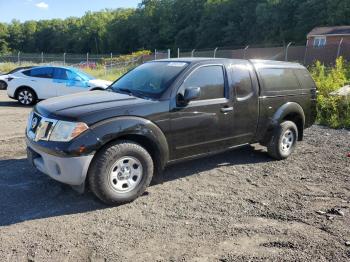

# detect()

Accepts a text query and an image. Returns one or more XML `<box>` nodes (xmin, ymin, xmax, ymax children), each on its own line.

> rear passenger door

<box><xmin>25</xmin><ymin>67</ymin><xmax>57</xmax><ymax>99</ymax></box>
<box><xmin>228</xmin><ymin>63</ymin><xmax>259</xmax><ymax>143</ymax></box>
<box><xmin>170</xmin><ymin>64</ymin><xmax>235</xmax><ymax>159</ymax></box>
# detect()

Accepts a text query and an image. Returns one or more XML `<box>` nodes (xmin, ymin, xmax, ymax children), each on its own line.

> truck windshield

<box><xmin>110</xmin><ymin>61</ymin><xmax>189</xmax><ymax>98</ymax></box>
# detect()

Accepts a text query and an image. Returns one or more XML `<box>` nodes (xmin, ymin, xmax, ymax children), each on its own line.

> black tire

<box><xmin>88</xmin><ymin>140</ymin><xmax>154</xmax><ymax>205</ymax></box>
<box><xmin>16</xmin><ymin>87</ymin><xmax>37</xmax><ymax>105</ymax></box>
<box><xmin>267</xmin><ymin>121</ymin><xmax>298</xmax><ymax>160</ymax></box>
<box><xmin>0</xmin><ymin>80</ymin><xmax>7</xmax><ymax>90</ymax></box>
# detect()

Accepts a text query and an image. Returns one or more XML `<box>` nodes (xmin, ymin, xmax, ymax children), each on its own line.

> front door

<box><xmin>170</xmin><ymin>64</ymin><xmax>235</xmax><ymax>160</ymax></box>
<box><xmin>53</xmin><ymin>68</ymin><xmax>89</xmax><ymax>96</ymax></box>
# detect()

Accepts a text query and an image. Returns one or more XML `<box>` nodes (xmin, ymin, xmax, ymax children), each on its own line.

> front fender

<box><xmin>90</xmin><ymin>116</ymin><xmax>169</xmax><ymax>168</ymax></box>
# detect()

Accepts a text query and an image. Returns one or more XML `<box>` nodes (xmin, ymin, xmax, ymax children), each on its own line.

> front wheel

<box><xmin>267</xmin><ymin>121</ymin><xmax>298</xmax><ymax>160</ymax></box>
<box><xmin>17</xmin><ymin>88</ymin><xmax>36</xmax><ymax>105</ymax></box>
<box><xmin>88</xmin><ymin>140</ymin><xmax>154</xmax><ymax>205</ymax></box>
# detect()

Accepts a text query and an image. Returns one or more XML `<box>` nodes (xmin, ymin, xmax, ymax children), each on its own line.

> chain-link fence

<box><xmin>1</xmin><ymin>43</ymin><xmax>349</xmax><ymax>68</ymax></box>
<box><xmin>177</xmin><ymin>43</ymin><xmax>350</xmax><ymax>66</ymax></box>
<box><xmin>0</xmin><ymin>52</ymin><xmax>124</xmax><ymax>67</ymax></box>
<box><xmin>0</xmin><ymin>50</ymin><xmax>170</xmax><ymax>68</ymax></box>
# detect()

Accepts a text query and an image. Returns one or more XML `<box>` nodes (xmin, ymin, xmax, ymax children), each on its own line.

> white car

<box><xmin>7</xmin><ymin>66</ymin><xmax>112</xmax><ymax>105</ymax></box>
<box><xmin>0</xmin><ymin>66</ymin><xmax>34</xmax><ymax>90</ymax></box>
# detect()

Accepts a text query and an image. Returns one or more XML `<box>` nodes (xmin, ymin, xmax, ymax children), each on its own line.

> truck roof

<box><xmin>155</xmin><ymin>57</ymin><xmax>305</xmax><ymax>69</ymax></box>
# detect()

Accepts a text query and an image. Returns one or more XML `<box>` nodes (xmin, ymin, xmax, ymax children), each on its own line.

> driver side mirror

<box><xmin>184</xmin><ymin>87</ymin><xmax>201</xmax><ymax>102</ymax></box>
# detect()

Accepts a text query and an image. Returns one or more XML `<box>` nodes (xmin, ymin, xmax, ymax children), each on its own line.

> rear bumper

<box><xmin>6</xmin><ymin>86</ymin><xmax>15</xmax><ymax>98</ymax></box>
<box><xmin>27</xmin><ymin>143</ymin><xmax>94</xmax><ymax>186</ymax></box>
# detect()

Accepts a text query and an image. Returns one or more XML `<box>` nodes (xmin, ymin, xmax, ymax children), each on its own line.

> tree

<box><xmin>0</xmin><ymin>23</ymin><xmax>9</xmax><ymax>53</ymax></box>
<box><xmin>1</xmin><ymin>0</ymin><xmax>349</xmax><ymax>54</ymax></box>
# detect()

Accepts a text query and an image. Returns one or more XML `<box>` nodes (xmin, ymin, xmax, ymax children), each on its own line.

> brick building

<box><xmin>307</xmin><ymin>26</ymin><xmax>350</xmax><ymax>47</ymax></box>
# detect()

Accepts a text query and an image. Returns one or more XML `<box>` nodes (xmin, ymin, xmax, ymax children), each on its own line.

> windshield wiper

<box><xmin>117</xmin><ymin>88</ymin><xmax>134</xmax><ymax>95</ymax></box>
<box><xmin>114</xmin><ymin>88</ymin><xmax>146</xmax><ymax>98</ymax></box>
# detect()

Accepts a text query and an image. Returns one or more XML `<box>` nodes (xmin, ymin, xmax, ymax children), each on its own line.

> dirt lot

<box><xmin>0</xmin><ymin>90</ymin><xmax>349</xmax><ymax>261</ymax></box>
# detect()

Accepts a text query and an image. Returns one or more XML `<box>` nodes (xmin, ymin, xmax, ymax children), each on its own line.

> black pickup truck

<box><xmin>26</xmin><ymin>58</ymin><xmax>317</xmax><ymax>205</ymax></box>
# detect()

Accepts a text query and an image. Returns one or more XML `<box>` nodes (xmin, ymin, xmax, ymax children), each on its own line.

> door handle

<box><xmin>220</xmin><ymin>106</ymin><xmax>233</xmax><ymax>113</ymax></box>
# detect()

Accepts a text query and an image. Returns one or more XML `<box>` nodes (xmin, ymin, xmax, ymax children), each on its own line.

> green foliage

<box><xmin>83</xmin><ymin>65</ymin><xmax>132</xmax><ymax>82</ymax></box>
<box><xmin>101</xmin><ymin>50</ymin><xmax>151</xmax><ymax>65</ymax></box>
<box><xmin>0</xmin><ymin>62</ymin><xmax>34</xmax><ymax>73</ymax></box>
<box><xmin>0</xmin><ymin>0</ymin><xmax>350</xmax><ymax>54</ymax></box>
<box><xmin>310</xmin><ymin>57</ymin><xmax>350</xmax><ymax>129</ymax></box>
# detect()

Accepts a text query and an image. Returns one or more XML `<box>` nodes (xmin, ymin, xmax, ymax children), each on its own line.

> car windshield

<box><xmin>110</xmin><ymin>61</ymin><xmax>189</xmax><ymax>98</ymax></box>
<box><xmin>71</xmin><ymin>69</ymin><xmax>95</xmax><ymax>81</ymax></box>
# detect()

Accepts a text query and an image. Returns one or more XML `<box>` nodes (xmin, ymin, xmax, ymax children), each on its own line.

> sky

<box><xmin>0</xmin><ymin>0</ymin><xmax>141</xmax><ymax>23</ymax></box>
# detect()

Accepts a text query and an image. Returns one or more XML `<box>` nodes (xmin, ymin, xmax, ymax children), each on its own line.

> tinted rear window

<box><xmin>259</xmin><ymin>68</ymin><xmax>300</xmax><ymax>92</ymax></box>
<box><xmin>294</xmin><ymin>69</ymin><xmax>316</xmax><ymax>89</ymax></box>
<box><xmin>22</xmin><ymin>70</ymin><xmax>31</xmax><ymax>76</ymax></box>
<box><xmin>27</xmin><ymin>67</ymin><xmax>54</xmax><ymax>78</ymax></box>
<box><xmin>231</xmin><ymin>64</ymin><xmax>253</xmax><ymax>99</ymax></box>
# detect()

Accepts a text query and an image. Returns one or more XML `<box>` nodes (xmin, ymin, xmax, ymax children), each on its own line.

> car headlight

<box><xmin>49</xmin><ymin>121</ymin><xmax>89</xmax><ymax>142</ymax></box>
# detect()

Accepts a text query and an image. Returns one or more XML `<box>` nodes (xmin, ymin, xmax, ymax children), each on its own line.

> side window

<box><xmin>313</xmin><ymin>36</ymin><xmax>326</xmax><ymax>47</ymax></box>
<box><xmin>30</xmin><ymin>67</ymin><xmax>54</xmax><ymax>79</ymax></box>
<box><xmin>259</xmin><ymin>68</ymin><xmax>299</xmax><ymax>92</ymax></box>
<box><xmin>53</xmin><ymin>68</ymin><xmax>69</xmax><ymax>80</ymax></box>
<box><xmin>66</xmin><ymin>70</ymin><xmax>82</xmax><ymax>81</ymax></box>
<box><xmin>183</xmin><ymin>65</ymin><xmax>225</xmax><ymax>100</ymax></box>
<box><xmin>231</xmin><ymin>64</ymin><xmax>253</xmax><ymax>100</ymax></box>
<box><xmin>22</xmin><ymin>70</ymin><xmax>31</xmax><ymax>76</ymax></box>
<box><xmin>294</xmin><ymin>69</ymin><xmax>316</xmax><ymax>89</ymax></box>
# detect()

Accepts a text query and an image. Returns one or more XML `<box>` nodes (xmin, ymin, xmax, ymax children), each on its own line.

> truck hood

<box><xmin>88</xmin><ymin>79</ymin><xmax>112</xmax><ymax>88</ymax></box>
<box><xmin>35</xmin><ymin>91</ymin><xmax>156</xmax><ymax>123</ymax></box>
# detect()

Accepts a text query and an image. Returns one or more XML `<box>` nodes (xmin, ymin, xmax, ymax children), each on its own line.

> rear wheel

<box><xmin>88</xmin><ymin>140</ymin><xmax>154</xmax><ymax>205</ymax></box>
<box><xmin>17</xmin><ymin>88</ymin><xmax>36</xmax><ymax>105</ymax></box>
<box><xmin>267</xmin><ymin>121</ymin><xmax>298</xmax><ymax>160</ymax></box>
<box><xmin>0</xmin><ymin>80</ymin><xmax>7</xmax><ymax>90</ymax></box>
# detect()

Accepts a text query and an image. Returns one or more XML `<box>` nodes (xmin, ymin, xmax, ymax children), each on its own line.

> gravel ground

<box><xmin>0</xmin><ymin>90</ymin><xmax>349</xmax><ymax>261</ymax></box>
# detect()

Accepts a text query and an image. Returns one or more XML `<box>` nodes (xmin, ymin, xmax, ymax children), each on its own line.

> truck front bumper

<box><xmin>27</xmin><ymin>143</ymin><xmax>94</xmax><ymax>186</ymax></box>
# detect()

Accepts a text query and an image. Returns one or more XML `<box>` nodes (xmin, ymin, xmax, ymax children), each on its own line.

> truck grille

<box><xmin>27</xmin><ymin>112</ymin><xmax>57</xmax><ymax>142</ymax></box>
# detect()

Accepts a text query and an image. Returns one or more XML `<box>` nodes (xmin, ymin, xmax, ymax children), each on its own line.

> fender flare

<box><xmin>90</xmin><ymin>116</ymin><xmax>169</xmax><ymax>169</ymax></box>
<box><xmin>271</xmin><ymin>102</ymin><xmax>305</xmax><ymax>127</ymax></box>
<box><xmin>260</xmin><ymin>102</ymin><xmax>306</xmax><ymax>145</ymax></box>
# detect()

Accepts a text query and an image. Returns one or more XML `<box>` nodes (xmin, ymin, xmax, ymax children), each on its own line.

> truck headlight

<box><xmin>26</xmin><ymin>111</ymin><xmax>34</xmax><ymax>131</ymax></box>
<box><xmin>49</xmin><ymin>121</ymin><xmax>89</xmax><ymax>142</ymax></box>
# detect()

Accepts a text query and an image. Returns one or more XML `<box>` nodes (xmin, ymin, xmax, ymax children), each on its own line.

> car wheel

<box><xmin>17</xmin><ymin>88</ymin><xmax>36</xmax><ymax>105</ymax></box>
<box><xmin>267</xmin><ymin>120</ymin><xmax>298</xmax><ymax>160</ymax></box>
<box><xmin>88</xmin><ymin>140</ymin><xmax>154</xmax><ymax>205</ymax></box>
<box><xmin>0</xmin><ymin>80</ymin><xmax>7</xmax><ymax>90</ymax></box>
